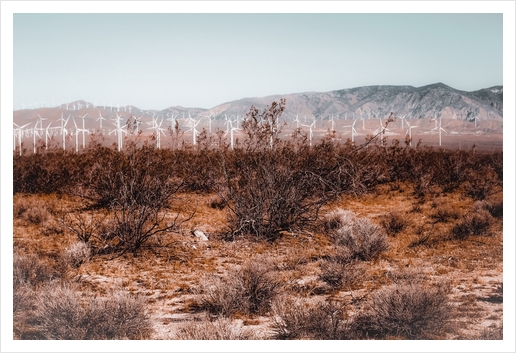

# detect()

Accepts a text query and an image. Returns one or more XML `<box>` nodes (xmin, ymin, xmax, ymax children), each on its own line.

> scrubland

<box><xmin>12</xmin><ymin>102</ymin><xmax>503</xmax><ymax>340</ymax></box>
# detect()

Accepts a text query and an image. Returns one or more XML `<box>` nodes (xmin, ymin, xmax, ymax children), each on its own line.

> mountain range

<box><xmin>14</xmin><ymin>83</ymin><xmax>503</xmax><ymax>133</ymax></box>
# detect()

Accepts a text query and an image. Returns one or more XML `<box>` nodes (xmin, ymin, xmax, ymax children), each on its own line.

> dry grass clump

<box><xmin>173</xmin><ymin>317</ymin><xmax>260</xmax><ymax>340</ymax></box>
<box><xmin>380</xmin><ymin>211</ymin><xmax>408</xmax><ymax>236</ymax></box>
<box><xmin>207</xmin><ymin>194</ymin><xmax>227</xmax><ymax>210</ymax></box>
<box><xmin>318</xmin><ymin>260</ymin><xmax>365</xmax><ymax>290</ymax></box>
<box><xmin>63</xmin><ymin>241</ymin><xmax>91</xmax><ymax>268</ymax></box>
<box><xmin>452</xmin><ymin>209</ymin><xmax>494</xmax><ymax>240</ymax></box>
<box><xmin>352</xmin><ymin>283</ymin><xmax>451</xmax><ymax>339</ymax></box>
<box><xmin>327</xmin><ymin>211</ymin><xmax>389</xmax><ymax>261</ymax></box>
<box><xmin>26</xmin><ymin>284</ymin><xmax>152</xmax><ymax>340</ymax></box>
<box><xmin>13</xmin><ymin>252</ymin><xmax>59</xmax><ymax>288</ymax></box>
<box><xmin>430</xmin><ymin>203</ymin><xmax>460</xmax><ymax>223</ymax></box>
<box><xmin>199</xmin><ymin>258</ymin><xmax>282</xmax><ymax>317</ymax></box>
<box><xmin>472</xmin><ymin>196</ymin><xmax>503</xmax><ymax>219</ymax></box>
<box><xmin>271</xmin><ymin>297</ymin><xmax>351</xmax><ymax>340</ymax></box>
<box><xmin>15</xmin><ymin>201</ymin><xmax>51</xmax><ymax>225</ymax></box>
<box><xmin>323</xmin><ymin>208</ymin><xmax>355</xmax><ymax>231</ymax></box>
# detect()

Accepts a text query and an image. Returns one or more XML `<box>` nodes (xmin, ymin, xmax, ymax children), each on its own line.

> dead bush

<box><xmin>207</xmin><ymin>194</ymin><xmax>227</xmax><ymax>210</ymax></box>
<box><xmin>323</xmin><ymin>208</ymin><xmax>355</xmax><ymax>231</ymax></box>
<box><xmin>328</xmin><ymin>213</ymin><xmax>389</xmax><ymax>261</ymax></box>
<box><xmin>199</xmin><ymin>259</ymin><xmax>282</xmax><ymax>317</ymax></box>
<box><xmin>318</xmin><ymin>260</ymin><xmax>364</xmax><ymax>290</ymax></box>
<box><xmin>452</xmin><ymin>209</ymin><xmax>494</xmax><ymax>240</ymax></box>
<box><xmin>430</xmin><ymin>203</ymin><xmax>460</xmax><ymax>223</ymax></box>
<box><xmin>13</xmin><ymin>252</ymin><xmax>59</xmax><ymax>289</ymax></box>
<box><xmin>63</xmin><ymin>241</ymin><xmax>91</xmax><ymax>268</ymax></box>
<box><xmin>380</xmin><ymin>212</ymin><xmax>408</xmax><ymax>236</ymax></box>
<box><xmin>352</xmin><ymin>283</ymin><xmax>451</xmax><ymax>339</ymax></box>
<box><xmin>271</xmin><ymin>297</ymin><xmax>351</xmax><ymax>340</ymax></box>
<box><xmin>173</xmin><ymin>317</ymin><xmax>260</xmax><ymax>340</ymax></box>
<box><xmin>22</xmin><ymin>204</ymin><xmax>51</xmax><ymax>225</ymax></box>
<box><xmin>28</xmin><ymin>285</ymin><xmax>152</xmax><ymax>340</ymax></box>
<box><xmin>473</xmin><ymin>196</ymin><xmax>503</xmax><ymax>218</ymax></box>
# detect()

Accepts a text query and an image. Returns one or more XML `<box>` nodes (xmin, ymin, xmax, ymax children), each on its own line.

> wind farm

<box><xmin>10</xmin><ymin>9</ymin><xmax>507</xmax><ymax>345</ymax></box>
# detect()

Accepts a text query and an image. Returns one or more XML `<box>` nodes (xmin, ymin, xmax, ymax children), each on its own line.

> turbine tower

<box><xmin>431</xmin><ymin>117</ymin><xmax>446</xmax><ymax>146</ymax></box>
<box><xmin>405</xmin><ymin>120</ymin><xmax>418</xmax><ymax>147</ymax></box>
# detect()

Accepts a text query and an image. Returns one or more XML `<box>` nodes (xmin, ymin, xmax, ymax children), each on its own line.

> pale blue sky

<box><xmin>14</xmin><ymin>13</ymin><xmax>502</xmax><ymax>110</ymax></box>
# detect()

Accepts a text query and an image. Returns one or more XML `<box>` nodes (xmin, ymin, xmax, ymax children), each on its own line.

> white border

<box><xmin>2</xmin><ymin>1</ymin><xmax>514</xmax><ymax>352</ymax></box>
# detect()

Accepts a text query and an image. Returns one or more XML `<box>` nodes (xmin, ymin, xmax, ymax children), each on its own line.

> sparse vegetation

<box><xmin>12</xmin><ymin>100</ymin><xmax>503</xmax><ymax>340</ymax></box>
<box><xmin>352</xmin><ymin>283</ymin><xmax>452</xmax><ymax>339</ymax></box>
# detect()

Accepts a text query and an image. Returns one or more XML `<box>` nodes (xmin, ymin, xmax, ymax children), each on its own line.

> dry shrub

<box><xmin>18</xmin><ymin>202</ymin><xmax>51</xmax><ymax>225</ymax></box>
<box><xmin>318</xmin><ymin>260</ymin><xmax>364</xmax><ymax>290</ymax></box>
<box><xmin>328</xmin><ymin>212</ymin><xmax>389</xmax><ymax>261</ymax></box>
<box><xmin>452</xmin><ymin>209</ymin><xmax>494</xmax><ymax>240</ymax></box>
<box><xmin>353</xmin><ymin>283</ymin><xmax>451</xmax><ymax>339</ymax></box>
<box><xmin>323</xmin><ymin>208</ymin><xmax>355</xmax><ymax>231</ymax></box>
<box><xmin>13</xmin><ymin>252</ymin><xmax>59</xmax><ymax>288</ymax></box>
<box><xmin>28</xmin><ymin>285</ymin><xmax>152</xmax><ymax>340</ymax></box>
<box><xmin>473</xmin><ymin>197</ymin><xmax>503</xmax><ymax>219</ymax></box>
<box><xmin>271</xmin><ymin>296</ymin><xmax>351</xmax><ymax>340</ymax></box>
<box><xmin>207</xmin><ymin>194</ymin><xmax>227</xmax><ymax>210</ymax></box>
<box><xmin>63</xmin><ymin>241</ymin><xmax>91</xmax><ymax>268</ymax></box>
<box><xmin>173</xmin><ymin>317</ymin><xmax>260</xmax><ymax>340</ymax></box>
<box><xmin>199</xmin><ymin>258</ymin><xmax>282</xmax><ymax>317</ymax></box>
<box><xmin>380</xmin><ymin>212</ymin><xmax>408</xmax><ymax>236</ymax></box>
<box><xmin>430</xmin><ymin>203</ymin><xmax>460</xmax><ymax>223</ymax></box>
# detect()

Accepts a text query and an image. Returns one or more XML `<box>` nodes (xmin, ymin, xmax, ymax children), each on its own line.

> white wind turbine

<box><xmin>186</xmin><ymin>117</ymin><xmax>201</xmax><ymax>145</ymax></box>
<box><xmin>97</xmin><ymin>111</ymin><xmax>106</xmax><ymax>134</ymax></box>
<box><xmin>13</xmin><ymin>123</ymin><xmax>30</xmax><ymax>155</ymax></box>
<box><xmin>399</xmin><ymin>115</ymin><xmax>407</xmax><ymax>129</ymax></box>
<box><xmin>31</xmin><ymin>122</ymin><xmax>42</xmax><ymax>153</ymax></box>
<box><xmin>431</xmin><ymin>117</ymin><xmax>446</xmax><ymax>146</ymax></box>
<box><xmin>79</xmin><ymin>114</ymin><xmax>89</xmax><ymax>149</ymax></box>
<box><xmin>329</xmin><ymin>114</ymin><xmax>335</xmax><ymax>132</ymax></box>
<box><xmin>44</xmin><ymin>121</ymin><xmax>53</xmax><ymax>150</ymax></box>
<box><xmin>342</xmin><ymin>119</ymin><xmax>358</xmax><ymax>143</ymax></box>
<box><xmin>373</xmin><ymin>116</ymin><xmax>392</xmax><ymax>147</ymax></box>
<box><xmin>405</xmin><ymin>120</ymin><xmax>418</xmax><ymax>147</ymax></box>
<box><xmin>110</xmin><ymin>114</ymin><xmax>127</xmax><ymax>152</ymax></box>
<box><xmin>72</xmin><ymin>118</ymin><xmax>81</xmax><ymax>153</ymax></box>
<box><xmin>148</xmin><ymin>118</ymin><xmax>167</xmax><ymax>148</ymax></box>
<box><xmin>58</xmin><ymin>114</ymin><xmax>70</xmax><ymax>150</ymax></box>
<box><xmin>301</xmin><ymin>121</ymin><xmax>316</xmax><ymax>147</ymax></box>
<box><xmin>293</xmin><ymin>113</ymin><xmax>301</xmax><ymax>129</ymax></box>
<box><xmin>229</xmin><ymin>119</ymin><xmax>240</xmax><ymax>150</ymax></box>
<box><xmin>204</xmin><ymin>113</ymin><xmax>213</xmax><ymax>133</ymax></box>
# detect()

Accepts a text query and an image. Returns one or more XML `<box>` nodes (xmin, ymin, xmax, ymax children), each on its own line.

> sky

<box><xmin>13</xmin><ymin>12</ymin><xmax>502</xmax><ymax>111</ymax></box>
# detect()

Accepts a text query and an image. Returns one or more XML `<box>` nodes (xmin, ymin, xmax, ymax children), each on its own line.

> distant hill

<box><xmin>14</xmin><ymin>83</ymin><xmax>503</xmax><ymax>134</ymax></box>
<box><xmin>199</xmin><ymin>83</ymin><xmax>503</xmax><ymax>124</ymax></box>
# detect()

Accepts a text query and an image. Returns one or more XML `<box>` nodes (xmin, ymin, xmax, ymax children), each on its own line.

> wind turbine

<box><xmin>293</xmin><ymin>113</ymin><xmax>301</xmax><ymax>129</ymax></box>
<box><xmin>110</xmin><ymin>114</ymin><xmax>127</xmax><ymax>151</ymax></box>
<box><xmin>329</xmin><ymin>114</ymin><xmax>335</xmax><ymax>132</ymax></box>
<box><xmin>32</xmin><ymin>123</ymin><xmax>42</xmax><ymax>154</ymax></box>
<box><xmin>13</xmin><ymin>123</ymin><xmax>30</xmax><ymax>155</ymax></box>
<box><xmin>431</xmin><ymin>117</ymin><xmax>446</xmax><ymax>146</ymax></box>
<box><xmin>44</xmin><ymin>121</ymin><xmax>53</xmax><ymax>150</ymax></box>
<box><xmin>97</xmin><ymin>111</ymin><xmax>106</xmax><ymax>134</ymax></box>
<box><xmin>186</xmin><ymin>117</ymin><xmax>201</xmax><ymax>145</ymax></box>
<box><xmin>301</xmin><ymin>121</ymin><xmax>316</xmax><ymax>147</ymax></box>
<box><xmin>73</xmin><ymin>118</ymin><xmax>81</xmax><ymax>153</ymax></box>
<box><xmin>148</xmin><ymin>118</ymin><xmax>167</xmax><ymax>148</ymax></box>
<box><xmin>79</xmin><ymin>114</ymin><xmax>89</xmax><ymax>149</ymax></box>
<box><xmin>399</xmin><ymin>115</ymin><xmax>406</xmax><ymax>129</ymax></box>
<box><xmin>58</xmin><ymin>114</ymin><xmax>70</xmax><ymax>150</ymax></box>
<box><xmin>227</xmin><ymin>119</ymin><xmax>240</xmax><ymax>149</ymax></box>
<box><xmin>342</xmin><ymin>119</ymin><xmax>358</xmax><ymax>143</ymax></box>
<box><xmin>373</xmin><ymin>116</ymin><xmax>393</xmax><ymax>147</ymax></box>
<box><xmin>405</xmin><ymin>120</ymin><xmax>418</xmax><ymax>147</ymax></box>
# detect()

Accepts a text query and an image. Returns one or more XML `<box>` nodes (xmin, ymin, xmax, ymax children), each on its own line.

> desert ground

<box><xmin>12</xmin><ymin>110</ymin><xmax>503</xmax><ymax>341</ymax></box>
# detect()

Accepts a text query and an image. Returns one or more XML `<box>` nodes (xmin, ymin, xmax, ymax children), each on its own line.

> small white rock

<box><xmin>192</xmin><ymin>229</ymin><xmax>209</xmax><ymax>241</ymax></box>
